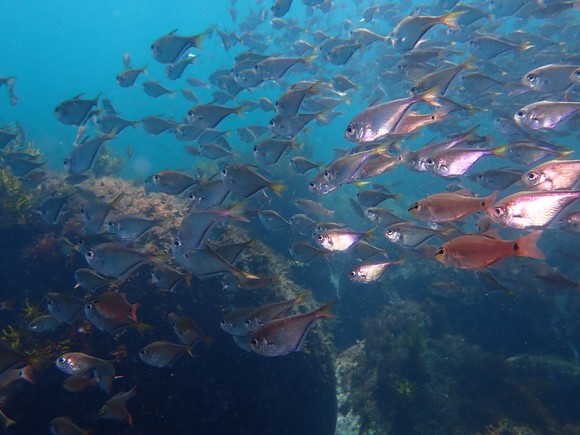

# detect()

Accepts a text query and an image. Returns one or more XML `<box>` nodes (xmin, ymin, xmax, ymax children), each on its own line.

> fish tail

<box><xmin>0</xmin><ymin>410</ymin><xmax>16</xmax><ymax>430</ymax></box>
<box><xmin>519</xmin><ymin>42</ymin><xmax>534</xmax><ymax>51</ymax></box>
<box><xmin>440</xmin><ymin>10</ymin><xmax>465</xmax><ymax>30</ymax></box>
<box><xmin>294</xmin><ymin>292</ymin><xmax>309</xmax><ymax>305</ymax></box>
<box><xmin>226</xmin><ymin>202</ymin><xmax>250</xmax><ymax>222</ymax></box>
<box><xmin>365</xmin><ymin>227</ymin><xmax>378</xmax><ymax>239</ymax></box>
<box><xmin>270</xmin><ymin>182</ymin><xmax>287</xmax><ymax>198</ymax></box>
<box><xmin>418</xmin><ymin>86</ymin><xmax>443</xmax><ymax>108</ymax></box>
<box><xmin>515</xmin><ymin>230</ymin><xmax>545</xmax><ymax>260</ymax></box>
<box><xmin>191</xmin><ymin>32</ymin><xmax>207</xmax><ymax>49</ymax></box>
<box><xmin>482</xmin><ymin>190</ymin><xmax>499</xmax><ymax>208</ymax></box>
<box><xmin>185</xmin><ymin>346</ymin><xmax>195</xmax><ymax>359</ymax></box>
<box><xmin>462</xmin><ymin>55</ymin><xmax>477</xmax><ymax>70</ymax></box>
<box><xmin>235</xmin><ymin>105</ymin><xmax>247</xmax><ymax>119</ymax></box>
<box><xmin>129</xmin><ymin>303</ymin><xmax>139</xmax><ymax>323</ymax></box>
<box><xmin>491</xmin><ymin>144</ymin><xmax>509</xmax><ymax>157</ymax></box>
<box><xmin>314</xmin><ymin>299</ymin><xmax>336</xmax><ymax>319</ymax></box>
<box><xmin>302</xmin><ymin>54</ymin><xmax>318</xmax><ymax>64</ymax></box>
<box><xmin>20</xmin><ymin>365</ymin><xmax>35</xmax><ymax>384</ymax></box>
<box><xmin>110</xmin><ymin>192</ymin><xmax>124</xmax><ymax>210</ymax></box>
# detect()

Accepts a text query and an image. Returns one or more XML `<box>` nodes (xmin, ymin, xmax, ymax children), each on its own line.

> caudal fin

<box><xmin>314</xmin><ymin>299</ymin><xmax>336</xmax><ymax>319</ymax></box>
<box><xmin>515</xmin><ymin>230</ymin><xmax>545</xmax><ymax>260</ymax></box>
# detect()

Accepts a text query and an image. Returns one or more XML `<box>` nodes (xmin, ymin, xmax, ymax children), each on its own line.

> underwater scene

<box><xmin>1</xmin><ymin>0</ymin><xmax>580</xmax><ymax>433</ymax></box>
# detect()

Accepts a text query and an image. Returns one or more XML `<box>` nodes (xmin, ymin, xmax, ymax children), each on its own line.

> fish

<box><xmin>468</xmin><ymin>35</ymin><xmax>533</xmax><ymax>60</ymax></box>
<box><xmin>410</xmin><ymin>56</ymin><xmax>475</xmax><ymax>96</ymax></box>
<box><xmin>99</xmin><ymin>387</ymin><xmax>137</xmax><ymax>426</ymax></box>
<box><xmin>221</xmin><ymin>308</ymin><xmax>254</xmax><ymax>336</ymax></box>
<box><xmin>116</xmin><ymin>65</ymin><xmax>147</xmax><ymax>87</ymax></box>
<box><xmin>391</xmin><ymin>12</ymin><xmax>463</xmax><ymax>52</ymax></box>
<box><xmin>139</xmin><ymin>341</ymin><xmax>193</xmax><ymax>368</ymax></box>
<box><xmin>165</xmin><ymin>54</ymin><xmax>197</xmax><ymax>80</ymax></box>
<box><xmin>276</xmin><ymin>81</ymin><xmax>322</xmax><ymax>116</ymax></box>
<box><xmin>290</xmin><ymin>156</ymin><xmax>320</xmax><ymax>174</ymax></box>
<box><xmin>409</xmin><ymin>191</ymin><xmax>498</xmax><ymax>223</ymax></box>
<box><xmin>349</xmin><ymin>260</ymin><xmax>402</xmax><ymax>283</ymax></box>
<box><xmin>487</xmin><ymin>190</ymin><xmax>580</xmax><ymax>229</ymax></box>
<box><xmin>289</xmin><ymin>213</ymin><xmax>317</xmax><ymax>234</ymax></box>
<box><xmin>103</xmin><ymin>215</ymin><xmax>165</xmax><ymax>241</ymax></box>
<box><xmin>27</xmin><ymin>315</ymin><xmax>60</xmax><ymax>333</ymax></box>
<box><xmin>151</xmin><ymin>29</ymin><xmax>205</xmax><ymax>63</ymax></box>
<box><xmin>425</xmin><ymin>146</ymin><xmax>507</xmax><ymax>177</ymax></box>
<box><xmin>356</xmin><ymin>188</ymin><xmax>399</xmax><ymax>207</ymax></box>
<box><xmin>269</xmin><ymin>112</ymin><xmax>322</xmax><ymax>139</ymax></box>
<box><xmin>96</xmin><ymin>115</ymin><xmax>138</xmax><ymax>134</ymax></box>
<box><xmin>331</xmin><ymin>75</ymin><xmax>359</xmax><ymax>92</ymax></box>
<box><xmin>85</xmin><ymin>291</ymin><xmax>138</xmax><ymax>323</ymax></box>
<box><xmin>0</xmin><ymin>129</ymin><xmax>17</xmax><ymax>148</ymax></box>
<box><xmin>365</xmin><ymin>207</ymin><xmax>404</xmax><ymax>227</ymax></box>
<box><xmin>50</xmin><ymin>417</ymin><xmax>90</xmax><ymax>435</ymax></box>
<box><xmin>55</xmin><ymin>352</ymin><xmax>113</xmax><ymax>377</ymax></box>
<box><xmin>245</xmin><ymin>293</ymin><xmax>308</xmax><ymax>332</ymax></box>
<box><xmin>259</xmin><ymin>210</ymin><xmax>290</xmax><ymax>231</ymax></box>
<box><xmin>467</xmin><ymin>168</ymin><xmax>524</xmax><ymax>191</ymax></box>
<box><xmin>186</xmin><ymin>104</ymin><xmax>245</xmax><ymax>129</ymax></box>
<box><xmin>498</xmin><ymin>141</ymin><xmax>573</xmax><ymax>165</ymax></box>
<box><xmin>169</xmin><ymin>313</ymin><xmax>210</xmax><ymax>346</ymax></box>
<box><xmin>35</xmin><ymin>191</ymin><xmax>73</xmax><ymax>224</ymax></box>
<box><xmin>64</xmin><ymin>131</ymin><xmax>117</xmax><ymax>176</ymax></box>
<box><xmin>315</xmin><ymin>228</ymin><xmax>375</xmax><ymax>252</ymax></box>
<box><xmin>84</xmin><ymin>243</ymin><xmax>154</xmax><ymax>280</ymax></box>
<box><xmin>559</xmin><ymin>210</ymin><xmax>580</xmax><ymax>233</ymax></box>
<box><xmin>144</xmin><ymin>170</ymin><xmax>198</xmax><ymax>195</ymax></box>
<box><xmin>293</xmin><ymin>199</ymin><xmax>335</xmax><ymax>216</ymax></box>
<box><xmin>435</xmin><ymin>231</ymin><xmax>544</xmax><ymax>269</ymax></box>
<box><xmin>289</xmin><ymin>241</ymin><xmax>328</xmax><ymax>264</ymax></box>
<box><xmin>199</xmin><ymin>143</ymin><xmax>236</xmax><ymax>160</ymax></box>
<box><xmin>62</xmin><ymin>375</ymin><xmax>98</xmax><ymax>393</ymax></box>
<box><xmin>384</xmin><ymin>222</ymin><xmax>454</xmax><ymax>247</ymax></box>
<box><xmin>46</xmin><ymin>293</ymin><xmax>85</xmax><ymax>324</ymax></box>
<box><xmin>514</xmin><ymin>101</ymin><xmax>580</xmax><ymax>130</ymax></box>
<box><xmin>253</xmin><ymin>55</ymin><xmax>316</xmax><ymax>80</ymax></box>
<box><xmin>141</xmin><ymin>116</ymin><xmax>177</xmax><ymax>135</ymax></box>
<box><xmin>523</xmin><ymin>160</ymin><xmax>580</xmax><ymax>191</ymax></box>
<box><xmin>54</xmin><ymin>93</ymin><xmax>100</xmax><ymax>126</ymax></box>
<box><xmin>249</xmin><ymin>300</ymin><xmax>335</xmax><ymax>357</ymax></box>
<box><xmin>521</xmin><ymin>64</ymin><xmax>578</xmax><ymax>93</ymax></box>
<box><xmin>345</xmin><ymin>88</ymin><xmax>440</xmax><ymax>143</ymax></box>
<box><xmin>271</xmin><ymin>0</ymin><xmax>293</xmax><ymax>17</ymax></box>
<box><xmin>143</xmin><ymin>80</ymin><xmax>174</xmax><ymax>98</ymax></box>
<box><xmin>221</xmin><ymin>164</ymin><xmax>286</xmax><ymax>198</ymax></box>
<box><xmin>150</xmin><ymin>263</ymin><xmax>192</xmax><ymax>292</ymax></box>
<box><xmin>187</xmin><ymin>179</ymin><xmax>230</xmax><ymax>210</ymax></box>
<box><xmin>327</xmin><ymin>43</ymin><xmax>363</xmax><ymax>65</ymax></box>
<box><xmin>79</xmin><ymin>192</ymin><xmax>123</xmax><ymax>234</ymax></box>
<box><xmin>253</xmin><ymin>138</ymin><xmax>297</xmax><ymax>165</ymax></box>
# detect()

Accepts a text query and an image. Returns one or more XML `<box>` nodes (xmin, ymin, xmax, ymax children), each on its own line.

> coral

<box><xmin>92</xmin><ymin>144</ymin><xmax>123</xmax><ymax>177</ymax></box>
<box><xmin>0</xmin><ymin>167</ymin><xmax>30</xmax><ymax>218</ymax></box>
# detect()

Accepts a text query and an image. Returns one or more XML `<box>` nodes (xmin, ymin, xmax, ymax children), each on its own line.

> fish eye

<box><xmin>251</xmin><ymin>338</ymin><xmax>259</xmax><ymax>347</ymax></box>
<box><xmin>173</xmin><ymin>239</ymin><xmax>181</xmax><ymax>247</ymax></box>
<box><xmin>349</xmin><ymin>270</ymin><xmax>356</xmax><ymax>277</ymax></box>
<box><xmin>86</xmin><ymin>303</ymin><xmax>94</xmax><ymax>310</ymax></box>
<box><xmin>430</xmin><ymin>115</ymin><xmax>436</xmax><ymax>120</ymax></box>
<box><xmin>516</xmin><ymin>110</ymin><xmax>525</xmax><ymax>118</ymax></box>
<box><xmin>153</xmin><ymin>174</ymin><xmax>160</xmax><ymax>181</ymax></box>
<box><xmin>346</xmin><ymin>125</ymin><xmax>354</xmax><ymax>134</ymax></box>
<box><xmin>435</xmin><ymin>247</ymin><xmax>445</xmax><ymax>256</ymax></box>
<box><xmin>574</xmin><ymin>70</ymin><xmax>580</xmax><ymax>78</ymax></box>
<box><xmin>527</xmin><ymin>172</ymin><xmax>537</xmax><ymax>181</ymax></box>
<box><xmin>187</xmin><ymin>110</ymin><xmax>194</xmax><ymax>117</ymax></box>
<box><xmin>324</xmin><ymin>169</ymin><xmax>330</xmax><ymax>178</ymax></box>
<box><xmin>253</xmin><ymin>64</ymin><xmax>260</xmax><ymax>70</ymax></box>
<box><xmin>526</xmin><ymin>73</ymin><xmax>536</xmax><ymax>83</ymax></box>
<box><xmin>426</xmin><ymin>158</ymin><xmax>435</xmax><ymax>166</ymax></box>
<box><xmin>494</xmin><ymin>207</ymin><xmax>504</xmax><ymax>216</ymax></box>
<box><xmin>253</xmin><ymin>146</ymin><xmax>258</xmax><ymax>152</ymax></box>
<box><xmin>221</xmin><ymin>168</ymin><xmax>228</xmax><ymax>175</ymax></box>
<box><xmin>86</xmin><ymin>250</ymin><xmax>94</xmax><ymax>259</ymax></box>
<box><xmin>410</xmin><ymin>87</ymin><xmax>417</xmax><ymax>94</ymax></box>
<box><xmin>139</xmin><ymin>349</ymin><xmax>147</xmax><ymax>356</ymax></box>
<box><xmin>309</xmin><ymin>181</ymin><xmax>315</xmax><ymax>187</ymax></box>
<box><xmin>220</xmin><ymin>319</ymin><xmax>227</xmax><ymax>326</ymax></box>
<box><xmin>58</xmin><ymin>357</ymin><xmax>66</xmax><ymax>364</ymax></box>
<box><xmin>386</xmin><ymin>229</ymin><xmax>394</xmax><ymax>235</ymax></box>
<box><xmin>244</xmin><ymin>319</ymin><xmax>252</xmax><ymax>326</ymax></box>
<box><xmin>316</xmin><ymin>234</ymin><xmax>323</xmax><ymax>241</ymax></box>
<box><xmin>171</xmin><ymin>321</ymin><xmax>177</xmax><ymax>327</ymax></box>
<box><xmin>409</xmin><ymin>203</ymin><xmax>420</xmax><ymax>211</ymax></box>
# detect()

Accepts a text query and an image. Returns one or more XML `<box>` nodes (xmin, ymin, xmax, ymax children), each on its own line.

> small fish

<box><xmin>559</xmin><ymin>210</ymin><xmax>580</xmax><ymax>233</ymax></box>
<box><xmin>409</xmin><ymin>191</ymin><xmax>498</xmax><ymax>223</ymax></box>
<box><xmin>245</xmin><ymin>293</ymin><xmax>307</xmax><ymax>332</ymax></box>
<box><xmin>498</xmin><ymin>141</ymin><xmax>573</xmax><ymax>165</ymax></box>
<box><xmin>410</xmin><ymin>56</ymin><xmax>475</xmax><ymax>96</ymax></box>
<box><xmin>169</xmin><ymin>313</ymin><xmax>210</xmax><ymax>346</ymax></box>
<box><xmin>221</xmin><ymin>164</ymin><xmax>286</xmax><ymax>198</ymax></box>
<box><xmin>435</xmin><ymin>231</ymin><xmax>544</xmax><ymax>269</ymax></box>
<box><xmin>55</xmin><ymin>352</ymin><xmax>113</xmax><ymax>377</ymax></box>
<box><xmin>425</xmin><ymin>146</ymin><xmax>507</xmax><ymax>177</ymax></box>
<box><xmin>63</xmin><ymin>375</ymin><xmax>98</xmax><ymax>393</ymax></box>
<box><xmin>521</xmin><ymin>64</ymin><xmax>577</xmax><ymax>93</ymax></box>
<box><xmin>316</xmin><ymin>228</ymin><xmax>375</xmax><ymax>252</ymax></box>
<box><xmin>64</xmin><ymin>131</ymin><xmax>117</xmax><ymax>176</ymax></box>
<box><xmin>249</xmin><ymin>300</ymin><xmax>335</xmax><ymax>357</ymax></box>
<box><xmin>151</xmin><ymin>29</ymin><xmax>205</xmax><ymax>63</ymax></box>
<box><xmin>331</xmin><ymin>75</ymin><xmax>359</xmax><ymax>92</ymax></box>
<box><xmin>365</xmin><ymin>207</ymin><xmax>404</xmax><ymax>227</ymax></box>
<box><xmin>290</xmin><ymin>156</ymin><xmax>320</xmax><ymax>174</ymax></box>
<box><xmin>253</xmin><ymin>138</ymin><xmax>297</xmax><ymax>165</ymax></box>
<box><xmin>289</xmin><ymin>241</ymin><xmax>328</xmax><ymax>264</ymax></box>
<box><xmin>79</xmin><ymin>192</ymin><xmax>123</xmax><ymax>234</ymax></box>
<box><xmin>269</xmin><ymin>112</ymin><xmax>322</xmax><ymax>139</ymax></box>
<box><xmin>55</xmin><ymin>93</ymin><xmax>100</xmax><ymax>126</ymax></box>
<box><xmin>514</xmin><ymin>101</ymin><xmax>580</xmax><ymax>130</ymax></box>
<box><xmin>468</xmin><ymin>35</ymin><xmax>533</xmax><ymax>60</ymax></box>
<box><xmin>139</xmin><ymin>341</ymin><xmax>194</xmax><ymax>368</ymax></box>
<box><xmin>85</xmin><ymin>243</ymin><xmax>154</xmax><ymax>280</ymax></box>
<box><xmin>144</xmin><ymin>170</ymin><xmax>197</xmax><ymax>195</ymax></box>
<box><xmin>116</xmin><ymin>65</ymin><xmax>147</xmax><ymax>87</ymax></box>
<box><xmin>99</xmin><ymin>387</ymin><xmax>137</xmax><ymax>426</ymax></box>
<box><xmin>349</xmin><ymin>260</ymin><xmax>401</xmax><ymax>283</ymax></box>
<box><xmin>47</xmin><ymin>293</ymin><xmax>85</xmax><ymax>324</ymax></box>
<box><xmin>276</xmin><ymin>81</ymin><xmax>322</xmax><ymax>116</ymax></box>
<box><xmin>104</xmin><ymin>215</ymin><xmax>164</xmax><ymax>241</ymax></box>
<box><xmin>253</xmin><ymin>55</ymin><xmax>316</xmax><ymax>80</ymax></box>
<box><xmin>199</xmin><ymin>143</ymin><xmax>236</xmax><ymax>160</ymax></box>
<box><xmin>150</xmin><ymin>263</ymin><xmax>192</xmax><ymax>292</ymax></box>
<box><xmin>50</xmin><ymin>417</ymin><xmax>90</xmax><ymax>435</ymax></box>
<box><xmin>188</xmin><ymin>179</ymin><xmax>230</xmax><ymax>210</ymax></box>
<box><xmin>86</xmin><ymin>291</ymin><xmax>138</xmax><ymax>323</ymax></box>
<box><xmin>289</xmin><ymin>213</ymin><xmax>317</xmax><ymax>234</ymax></box>
<box><xmin>141</xmin><ymin>116</ymin><xmax>177</xmax><ymax>135</ymax></box>
<box><xmin>327</xmin><ymin>43</ymin><xmax>363</xmax><ymax>65</ymax></box>
<box><xmin>35</xmin><ymin>191</ymin><xmax>72</xmax><ymax>224</ymax></box>
<box><xmin>468</xmin><ymin>168</ymin><xmax>524</xmax><ymax>191</ymax></box>
<box><xmin>392</xmin><ymin>12</ymin><xmax>463</xmax><ymax>52</ymax></box>
<box><xmin>357</xmin><ymin>188</ymin><xmax>398</xmax><ymax>207</ymax></box>
<box><xmin>143</xmin><ymin>81</ymin><xmax>174</xmax><ymax>98</ymax></box>
<box><xmin>293</xmin><ymin>199</ymin><xmax>335</xmax><ymax>216</ymax></box>
<box><xmin>384</xmin><ymin>222</ymin><xmax>453</xmax><ymax>247</ymax></box>
<box><xmin>345</xmin><ymin>89</ymin><xmax>439</xmax><ymax>143</ymax></box>
<box><xmin>186</xmin><ymin>104</ymin><xmax>245</xmax><ymax>129</ymax></box>
<box><xmin>487</xmin><ymin>190</ymin><xmax>580</xmax><ymax>229</ymax></box>
<box><xmin>27</xmin><ymin>315</ymin><xmax>60</xmax><ymax>333</ymax></box>
<box><xmin>259</xmin><ymin>210</ymin><xmax>290</xmax><ymax>231</ymax></box>
<box><xmin>271</xmin><ymin>0</ymin><xmax>293</xmax><ymax>17</ymax></box>
<box><xmin>523</xmin><ymin>159</ymin><xmax>580</xmax><ymax>191</ymax></box>
<box><xmin>165</xmin><ymin>54</ymin><xmax>197</xmax><ymax>80</ymax></box>
<box><xmin>221</xmin><ymin>308</ymin><xmax>253</xmax><ymax>336</ymax></box>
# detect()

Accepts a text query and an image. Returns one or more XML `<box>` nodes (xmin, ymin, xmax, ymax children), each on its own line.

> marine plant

<box><xmin>0</xmin><ymin>167</ymin><xmax>30</xmax><ymax>218</ymax></box>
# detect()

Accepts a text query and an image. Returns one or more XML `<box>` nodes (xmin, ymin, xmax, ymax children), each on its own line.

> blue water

<box><xmin>1</xmin><ymin>0</ymin><xmax>580</xmax><ymax>434</ymax></box>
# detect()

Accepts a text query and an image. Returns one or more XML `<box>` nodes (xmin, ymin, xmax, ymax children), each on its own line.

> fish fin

<box><xmin>440</xmin><ymin>11</ymin><xmax>465</xmax><ymax>30</ymax></box>
<box><xmin>110</xmin><ymin>192</ymin><xmax>124</xmax><ymax>210</ymax></box>
<box><xmin>482</xmin><ymin>191</ymin><xmax>499</xmax><ymax>208</ymax></box>
<box><xmin>129</xmin><ymin>303</ymin><xmax>139</xmax><ymax>323</ymax></box>
<box><xmin>491</xmin><ymin>144</ymin><xmax>510</xmax><ymax>157</ymax></box>
<box><xmin>519</xmin><ymin>42</ymin><xmax>534</xmax><ymax>52</ymax></box>
<box><xmin>314</xmin><ymin>299</ymin><xmax>337</xmax><ymax>319</ymax></box>
<box><xmin>270</xmin><ymin>182</ymin><xmax>287</xmax><ymax>198</ymax></box>
<box><xmin>185</xmin><ymin>346</ymin><xmax>195</xmax><ymax>359</ymax></box>
<box><xmin>515</xmin><ymin>230</ymin><xmax>545</xmax><ymax>260</ymax></box>
<box><xmin>191</xmin><ymin>32</ymin><xmax>207</xmax><ymax>49</ymax></box>
<box><xmin>364</xmin><ymin>227</ymin><xmax>378</xmax><ymax>240</ymax></box>
<box><xmin>418</xmin><ymin>86</ymin><xmax>443</xmax><ymax>108</ymax></box>
<box><xmin>225</xmin><ymin>201</ymin><xmax>250</xmax><ymax>222</ymax></box>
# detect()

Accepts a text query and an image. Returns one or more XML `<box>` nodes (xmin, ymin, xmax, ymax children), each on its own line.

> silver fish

<box><xmin>55</xmin><ymin>93</ymin><xmax>99</xmax><ymax>126</ymax></box>
<box><xmin>514</xmin><ymin>101</ymin><xmax>580</xmax><ymax>130</ymax></box>
<box><xmin>151</xmin><ymin>29</ymin><xmax>205</xmax><ymax>64</ymax></box>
